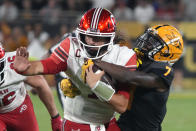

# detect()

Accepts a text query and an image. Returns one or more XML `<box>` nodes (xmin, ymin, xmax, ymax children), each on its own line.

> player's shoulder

<box><xmin>113</xmin><ymin>44</ymin><xmax>134</xmax><ymax>54</ymax></box>
<box><xmin>139</xmin><ymin>61</ymin><xmax>174</xmax><ymax>87</ymax></box>
<box><xmin>59</xmin><ymin>33</ymin><xmax>78</xmax><ymax>49</ymax></box>
<box><xmin>110</xmin><ymin>44</ymin><xmax>136</xmax><ymax>66</ymax></box>
<box><xmin>145</xmin><ymin>61</ymin><xmax>174</xmax><ymax>78</ymax></box>
<box><xmin>109</xmin><ymin>44</ymin><xmax>134</xmax><ymax>56</ymax></box>
<box><xmin>150</xmin><ymin>61</ymin><xmax>173</xmax><ymax>71</ymax></box>
<box><xmin>50</xmin><ymin>32</ymin><xmax>76</xmax><ymax>52</ymax></box>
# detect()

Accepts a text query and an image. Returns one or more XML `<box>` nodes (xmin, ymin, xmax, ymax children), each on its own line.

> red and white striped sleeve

<box><xmin>50</xmin><ymin>38</ymin><xmax>71</xmax><ymax>65</ymax></box>
<box><xmin>40</xmin><ymin>38</ymin><xmax>71</xmax><ymax>74</ymax></box>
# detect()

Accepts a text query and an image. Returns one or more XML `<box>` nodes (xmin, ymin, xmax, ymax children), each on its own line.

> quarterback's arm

<box><xmin>95</xmin><ymin>61</ymin><xmax>166</xmax><ymax>90</ymax></box>
<box><xmin>24</xmin><ymin>75</ymin><xmax>59</xmax><ymax>117</ymax></box>
<box><xmin>108</xmin><ymin>93</ymin><xmax>129</xmax><ymax>113</ymax></box>
<box><xmin>14</xmin><ymin>47</ymin><xmax>67</xmax><ymax>75</ymax></box>
<box><xmin>85</xmin><ymin>65</ymin><xmax>129</xmax><ymax>113</ymax></box>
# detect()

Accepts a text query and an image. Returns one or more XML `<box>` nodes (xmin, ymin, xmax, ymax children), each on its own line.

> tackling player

<box><xmin>13</xmin><ymin>8</ymin><xmax>137</xmax><ymax>131</ymax></box>
<box><xmin>0</xmin><ymin>44</ymin><xmax>62</xmax><ymax>131</ymax></box>
<box><xmin>86</xmin><ymin>24</ymin><xmax>184</xmax><ymax>131</ymax></box>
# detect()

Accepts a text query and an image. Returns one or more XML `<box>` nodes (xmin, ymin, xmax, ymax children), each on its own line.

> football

<box><xmin>92</xmin><ymin>64</ymin><xmax>116</xmax><ymax>89</ymax></box>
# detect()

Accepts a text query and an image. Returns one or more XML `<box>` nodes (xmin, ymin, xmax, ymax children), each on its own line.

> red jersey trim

<box><xmin>125</xmin><ymin>53</ymin><xmax>137</xmax><ymax>71</ymax></box>
<box><xmin>117</xmin><ymin>90</ymin><xmax>130</xmax><ymax>100</ymax></box>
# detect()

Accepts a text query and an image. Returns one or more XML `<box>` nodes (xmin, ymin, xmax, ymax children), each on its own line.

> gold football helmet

<box><xmin>136</xmin><ymin>24</ymin><xmax>183</xmax><ymax>65</ymax></box>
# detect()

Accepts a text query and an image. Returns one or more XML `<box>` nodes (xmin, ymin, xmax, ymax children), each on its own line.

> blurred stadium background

<box><xmin>0</xmin><ymin>0</ymin><xmax>196</xmax><ymax>130</ymax></box>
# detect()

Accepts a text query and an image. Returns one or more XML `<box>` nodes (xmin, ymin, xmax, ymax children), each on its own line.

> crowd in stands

<box><xmin>0</xmin><ymin>0</ymin><xmax>190</xmax><ymax>90</ymax></box>
<box><xmin>0</xmin><ymin>0</ymin><xmax>191</xmax><ymax>57</ymax></box>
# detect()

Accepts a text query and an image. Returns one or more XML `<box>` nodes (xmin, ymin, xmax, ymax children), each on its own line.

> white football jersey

<box><xmin>0</xmin><ymin>51</ymin><xmax>27</xmax><ymax>113</ymax></box>
<box><xmin>52</xmin><ymin>35</ymin><xmax>137</xmax><ymax>125</ymax></box>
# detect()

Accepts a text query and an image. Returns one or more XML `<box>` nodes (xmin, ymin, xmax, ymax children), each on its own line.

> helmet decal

<box><xmin>90</xmin><ymin>8</ymin><xmax>103</xmax><ymax>31</ymax></box>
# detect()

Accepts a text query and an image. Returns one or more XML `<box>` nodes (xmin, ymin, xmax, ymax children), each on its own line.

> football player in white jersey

<box><xmin>0</xmin><ymin>44</ymin><xmax>62</xmax><ymax>131</ymax></box>
<box><xmin>46</xmin><ymin>32</ymin><xmax>77</xmax><ymax>109</ymax></box>
<box><xmin>13</xmin><ymin>8</ymin><xmax>137</xmax><ymax>131</ymax></box>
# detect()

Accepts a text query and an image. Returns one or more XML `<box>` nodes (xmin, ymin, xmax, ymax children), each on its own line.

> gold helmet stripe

<box><xmin>166</xmin><ymin>37</ymin><xmax>180</xmax><ymax>45</ymax></box>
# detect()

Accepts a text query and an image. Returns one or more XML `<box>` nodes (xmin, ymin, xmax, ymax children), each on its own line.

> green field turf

<box><xmin>30</xmin><ymin>90</ymin><xmax>196</xmax><ymax>131</ymax></box>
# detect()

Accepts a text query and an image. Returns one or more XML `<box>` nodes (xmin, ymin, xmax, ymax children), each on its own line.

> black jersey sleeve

<box><xmin>148</xmin><ymin>62</ymin><xmax>174</xmax><ymax>88</ymax></box>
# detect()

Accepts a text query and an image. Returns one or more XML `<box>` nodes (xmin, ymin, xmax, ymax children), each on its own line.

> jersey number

<box><xmin>8</xmin><ymin>56</ymin><xmax>15</xmax><ymax>69</ymax></box>
<box><xmin>2</xmin><ymin>91</ymin><xmax>16</xmax><ymax>106</ymax></box>
<box><xmin>164</xmin><ymin>66</ymin><xmax>171</xmax><ymax>76</ymax></box>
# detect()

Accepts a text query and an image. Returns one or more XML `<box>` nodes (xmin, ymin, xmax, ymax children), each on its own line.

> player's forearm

<box><xmin>25</xmin><ymin>76</ymin><xmax>59</xmax><ymax>117</ymax></box>
<box><xmin>95</xmin><ymin>61</ymin><xmax>131</xmax><ymax>83</ymax></box>
<box><xmin>95</xmin><ymin>61</ymin><xmax>162</xmax><ymax>88</ymax></box>
<box><xmin>25</xmin><ymin>61</ymin><xmax>44</xmax><ymax>75</ymax></box>
<box><xmin>36</xmin><ymin>84</ymin><xmax>59</xmax><ymax>117</ymax></box>
<box><xmin>108</xmin><ymin>94</ymin><xmax>128</xmax><ymax>114</ymax></box>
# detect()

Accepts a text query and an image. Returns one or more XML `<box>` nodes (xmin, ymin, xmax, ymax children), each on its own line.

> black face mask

<box><xmin>135</xmin><ymin>32</ymin><xmax>164</xmax><ymax>60</ymax></box>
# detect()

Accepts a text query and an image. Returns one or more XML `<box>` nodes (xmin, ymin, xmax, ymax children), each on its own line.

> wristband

<box><xmin>91</xmin><ymin>81</ymin><xmax>115</xmax><ymax>101</ymax></box>
<box><xmin>51</xmin><ymin>113</ymin><xmax>59</xmax><ymax>119</ymax></box>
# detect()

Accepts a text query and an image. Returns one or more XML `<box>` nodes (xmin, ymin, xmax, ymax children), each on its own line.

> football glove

<box><xmin>81</xmin><ymin>59</ymin><xmax>94</xmax><ymax>82</ymax></box>
<box><xmin>60</xmin><ymin>78</ymin><xmax>81</xmax><ymax>98</ymax></box>
<box><xmin>51</xmin><ymin>114</ymin><xmax>62</xmax><ymax>131</ymax></box>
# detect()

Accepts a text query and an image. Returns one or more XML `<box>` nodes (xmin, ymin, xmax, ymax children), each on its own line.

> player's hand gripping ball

<box><xmin>60</xmin><ymin>78</ymin><xmax>81</xmax><ymax>98</ymax></box>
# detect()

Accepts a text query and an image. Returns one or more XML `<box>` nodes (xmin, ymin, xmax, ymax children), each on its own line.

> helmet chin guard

<box><xmin>76</xmin><ymin>8</ymin><xmax>116</xmax><ymax>59</ymax></box>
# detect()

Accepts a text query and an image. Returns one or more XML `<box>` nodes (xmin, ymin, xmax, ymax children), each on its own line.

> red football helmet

<box><xmin>0</xmin><ymin>43</ymin><xmax>5</xmax><ymax>85</ymax></box>
<box><xmin>76</xmin><ymin>8</ymin><xmax>116</xmax><ymax>59</ymax></box>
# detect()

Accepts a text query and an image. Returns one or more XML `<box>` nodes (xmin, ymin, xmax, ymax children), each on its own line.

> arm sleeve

<box><xmin>40</xmin><ymin>38</ymin><xmax>71</xmax><ymax>74</ymax></box>
<box><xmin>41</xmin><ymin>57</ymin><xmax>67</xmax><ymax>74</ymax></box>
